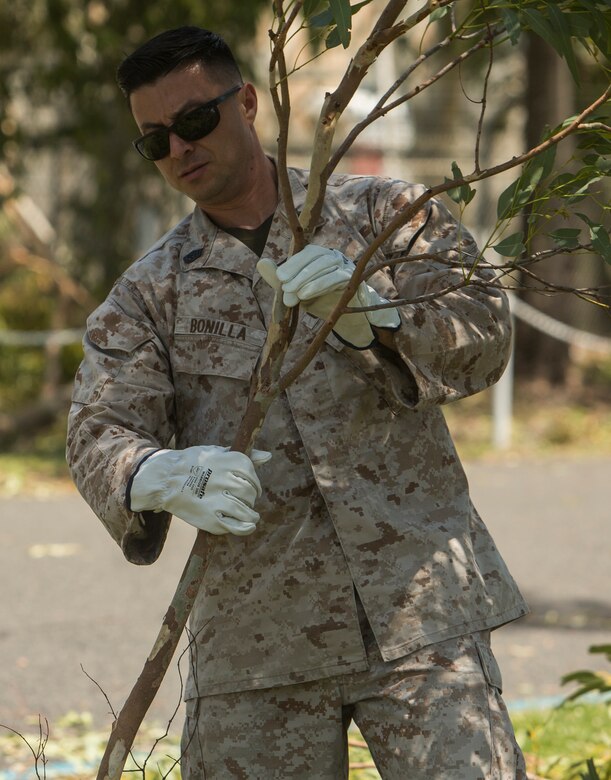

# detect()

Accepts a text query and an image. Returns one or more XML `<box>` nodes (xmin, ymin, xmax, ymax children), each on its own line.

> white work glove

<box><xmin>257</xmin><ymin>245</ymin><xmax>400</xmax><ymax>349</ymax></box>
<box><xmin>128</xmin><ymin>446</ymin><xmax>272</xmax><ymax>536</ymax></box>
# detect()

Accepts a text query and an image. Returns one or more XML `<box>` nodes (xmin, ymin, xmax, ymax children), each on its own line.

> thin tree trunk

<box><xmin>515</xmin><ymin>35</ymin><xmax>575</xmax><ymax>384</ymax></box>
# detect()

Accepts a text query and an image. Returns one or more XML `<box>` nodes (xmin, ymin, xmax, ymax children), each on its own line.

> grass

<box><xmin>513</xmin><ymin>702</ymin><xmax>611</xmax><ymax>780</ymax></box>
<box><xmin>0</xmin><ymin>713</ymin><xmax>182</xmax><ymax>779</ymax></box>
<box><xmin>1</xmin><ymin>703</ymin><xmax>609</xmax><ymax>779</ymax></box>
<box><xmin>443</xmin><ymin>382</ymin><xmax>611</xmax><ymax>462</ymax></box>
<box><xmin>0</xmin><ymin>416</ymin><xmax>74</xmax><ymax>497</ymax></box>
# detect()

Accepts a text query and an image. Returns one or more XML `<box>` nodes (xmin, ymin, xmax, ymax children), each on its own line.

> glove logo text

<box><xmin>184</xmin><ymin>466</ymin><xmax>213</xmax><ymax>499</ymax></box>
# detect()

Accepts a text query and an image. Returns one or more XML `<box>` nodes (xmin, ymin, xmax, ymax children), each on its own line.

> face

<box><xmin>130</xmin><ymin>63</ymin><xmax>259</xmax><ymax>212</ymax></box>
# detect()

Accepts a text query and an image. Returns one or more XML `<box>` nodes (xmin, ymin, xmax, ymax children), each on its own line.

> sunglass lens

<box><xmin>176</xmin><ymin>105</ymin><xmax>220</xmax><ymax>141</ymax></box>
<box><xmin>134</xmin><ymin>103</ymin><xmax>222</xmax><ymax>161</ymax></box>
<box><xmin>137</xmin><ymin>131</ymin><xmax>170</xmax><ymax>161</ymax></box>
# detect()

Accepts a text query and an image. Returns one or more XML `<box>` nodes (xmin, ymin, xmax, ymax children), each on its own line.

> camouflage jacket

<box><xmin>67</xmin><ymin>167</ymin><xmax>528</xmax><ymax>697</ymax></box>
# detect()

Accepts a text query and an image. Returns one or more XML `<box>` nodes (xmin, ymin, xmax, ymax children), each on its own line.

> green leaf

<box><xmin>548</xmin><ymin>166</ymin><xmax>604</xmax><ymax>204</ymax></box>
<box><xmin>576</xmin><ymin>211</ymin><xmax>596</xmax><ymax>229</ymax></box>
<box><xmin>329</xmin><ymin>0</ymin><xmax>352</xmax><ymax>48</ymax></box>
<box><xmin>348</xmin><ymin>0</ymin><xmax>372</xmax><ymax>18</ymax></box>
<box><xmin>548</xmin><ymin>4</ymin><xmax>580</xmax><ymax>83</ymax></box>
<box><xmin>325</xmin><ymin>26</ymin><xmax>342</xmax><ymax>49</ymax></box>
<box><xmin>303</xmin><ymin>0</ymin><xmax>326</xmax><ymax>20</ymax></box>
<box><xmin>310</xmin><ymin>6</ymin><xmax>335</xmax><ymax>28</ymax></box>
<box><xmin>565</xmin><ymin>9</ymin><xmax>591</xmax><ymax>41</ymax></box>
<box><xmin>492</xmin><ymin>233</ymin><xmax>526</xmax><ymax>257</ymax></box>
<box><xmin>430</xmin><ymin>6</ymin><xmax>450</xmax><ymax>22</ymax></box>
<box><xmin>520</xmin><ymin>8</ymin><xmax>556</xmax><ymax>48</ymax></box>
<box><xmin>582</xmin><ymin>154</ymin><xmax>605</xmax><ymax>168</ymax></box>
<box><xmin>569</xmin><ymin>178</ymin><xmax>603</xmax><ymax>203</ymax></box>
<box><xmin>497</xmin><ymin>176</ymin><xmax>532</xmax><ymax>220</ymax></box>
<box><xmin>533</xmin><ymin>143</ymin><xmax>557</xmax><ymax>184</ymax></box>
<box><xmin>550</xmin><ymin>171</ymin><xmax>578</xmax><ymax>193</ymax></box>
<box><xmin>521</xmin><ymin>6</ymin><xmax>582</xmax><ymax>84</ymax></box>
<box><xmin>576</xmin><ymin>217</ymin><xmax>611</xmax><ymax>264</ymax></box>
<box><xmin>444</xmin><ymin>161</ymin><xmax>476</xmax><ymax>206</ymax></box>
<box><xmin>577</xmin><ymin>0</ymin><xmax>611</xmax><ymax>53</ymax></box>
<box><xmin>590</xmin><ymin>225</ymin><xmax>611</xmax><ymax>264</ymax></box>
<box><xmin>588</xmin><ymin>644</ymin><xmax>611</xmax><ymax>659</ymax></box>
<box><xmin>310</xmin><ymin>1</ymin><xmax>372</xmax><ymax>49</ymax></box>
<box><xmin>577</xmin><ymin>130</ymin><xmax>611</xmax><ymax>157</ymax></box>
<box><xmin>581</xmin><ymin>758</ymin><xmax>602</xmax><ymax>780</ymax></box>
<box><xmin>561</xmin><ymin>670</ymin><xmax>601</xmax><ymax>686</ymax></box>
<box><xmin>497</xmin><ymin>143</ymin><xmax>558</xmax><ymax>220</ymax></box>
<box><xmin>445</xmin><ymin>183</ymin><xmax>476</xmax><ymax>206</ymax></box>
<box><xmin>499</xmin><ymin>7</ymin><xmax>521</xmax><ymax>45</ymax></box>
<box><xmin>550</xmin><ymin>228</ymin><xmax>581</xmax><ymax>249</ymax></box>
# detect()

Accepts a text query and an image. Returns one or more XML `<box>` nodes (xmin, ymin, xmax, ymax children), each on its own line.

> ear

<box><xmin>241</xmin><ymin>82</ymin><xmax>258</xmax><ymax>123</ymax></box>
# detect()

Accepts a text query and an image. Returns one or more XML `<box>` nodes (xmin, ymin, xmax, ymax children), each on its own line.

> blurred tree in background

<box><xmin>0</xmin><ymin>0</ymin><xmax>267</xmax><ymax>434</ymax></box>
<box><xmin>0</xmin><ymin>0</ymin><xmax>609</xmax><ymax>446</ymax></box>
<box><xmin>0</xmin><ymin>0</ymin><xmax>268</xmax><ymax>297</ymax></box>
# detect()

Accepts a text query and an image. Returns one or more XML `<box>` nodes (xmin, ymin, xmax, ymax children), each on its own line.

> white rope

<box><xmin>510</xmin><ymin>296</ymin><xmax>611</xmax><ymax>355</ymax></box>
<box><xmin>0</xmin><ymin>328</ymin><xmax>84</xmax><ymax>347</ymax></box>
<box><xmin>1</xmin><ymin>297</ymin><xmax>610</xmax><ymax>355</ymax></box>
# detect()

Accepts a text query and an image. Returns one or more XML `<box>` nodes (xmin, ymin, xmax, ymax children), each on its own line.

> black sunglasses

<box><xmin>133</xmin><ymin>85</ymin><xmax>242</xmax><ymax>161</ymax></box>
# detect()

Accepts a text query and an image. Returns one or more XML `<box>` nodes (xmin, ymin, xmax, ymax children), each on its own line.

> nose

<box><xmin>168</xmin><ymin>131</ymin><xmax>194</xmax><ymax>159</ymax></box>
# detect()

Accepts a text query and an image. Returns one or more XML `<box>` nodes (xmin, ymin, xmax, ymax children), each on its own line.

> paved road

<box><xmin>1</xmin><ymin>457</ymin><xmax>609</xmax><ymax>744</ymax></box>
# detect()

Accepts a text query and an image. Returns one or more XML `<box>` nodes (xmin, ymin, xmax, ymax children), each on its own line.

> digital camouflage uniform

<box><xmin>67</xmin><ymin>168</ymin><xmax>528</xmax><ymax>778</ymax></box>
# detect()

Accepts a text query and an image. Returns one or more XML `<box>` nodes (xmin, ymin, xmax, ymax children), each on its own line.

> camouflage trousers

<box><xmin>181</xmin><ymin>619</ymin><xmax>526</xmax><ymax>779</ymax></box>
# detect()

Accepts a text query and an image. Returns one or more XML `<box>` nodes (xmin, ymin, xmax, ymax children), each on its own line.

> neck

<box><xmin>201</xmin><ymin>155</ymin><xmax>278</xmax><ymax>230</ymax></box>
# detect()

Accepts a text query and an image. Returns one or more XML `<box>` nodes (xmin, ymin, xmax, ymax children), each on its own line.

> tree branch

<box><xmin>279</xmin><ymin>84</ymin><xmax>610</xmax><ymax>391</ymax></box>
<box><xmin>300</xmin><ymin>0</ymin><xmax>410</xmax><ymax>230</ymax></box>
<box><xmin>327</xmin><ymin>26</ymin><xmax>503</xmax><ymax>182</ymax></box>
<box><xmin>473</xmin><ymin>27</ymin><xmax>494</xmax><ymax>174</ymax></box>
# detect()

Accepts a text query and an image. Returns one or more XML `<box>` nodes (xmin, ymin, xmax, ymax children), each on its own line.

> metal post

<box><xmin>492</xmin><ymin>315</ymin><xmax>515</xmax><ymax>450</ymax></box>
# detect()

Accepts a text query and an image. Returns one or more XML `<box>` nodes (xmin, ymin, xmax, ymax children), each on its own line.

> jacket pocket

<box><xmin>476</xmin><ymin>638</ymin><xmax>504</xmax><ymax>693</ymax></box>
<box><xmin>172</xmin><ymin>323</ymin><xmax>264</xmax><ymax>381</ymax></box>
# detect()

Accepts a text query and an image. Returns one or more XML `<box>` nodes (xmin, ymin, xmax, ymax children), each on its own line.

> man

<box><xmin>67</xmin><ymin>25</ymin><xmax>528</xmax><ymax>779</ymax></box>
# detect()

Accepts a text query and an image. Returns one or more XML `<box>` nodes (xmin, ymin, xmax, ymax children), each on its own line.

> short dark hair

<box><xmin>116</xmin><ymin>26</ymin><xmax>243</xmax><ymax>98</ymax></box>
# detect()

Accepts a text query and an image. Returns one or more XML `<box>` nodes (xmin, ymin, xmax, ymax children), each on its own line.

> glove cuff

<box><xmin>331</xmin><ymin>326</ymin><xmax>376</xmax><ymax>351</ymax></box>
<box><xmin>367</xmin><ymin>309</ymin><xmax>401</xmax><ymax>331</ymax></box>
<box><xmin>360</xmin><ymin>284</ymin><xmax>401</xmax><ymax>331</ymax></box>
<box><xmin>126</xmin><ymin>449</ymin><xmax>171</xmax><ymax>512</ymax></box>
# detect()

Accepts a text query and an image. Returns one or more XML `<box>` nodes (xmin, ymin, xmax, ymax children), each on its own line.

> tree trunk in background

<box><xmin>515</xmin><ymin>35</ymin><xmax>575</xmax><ymax>384</ymax></box>
<box><xmin>401</xmin><ymin>22</ymin><xmax>471</xmax><ymax>188</ymax></box>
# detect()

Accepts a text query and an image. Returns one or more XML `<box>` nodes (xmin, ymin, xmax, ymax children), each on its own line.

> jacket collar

<box><xmin>178</xmin><ymin>166</ymin><xmax>324</xmax><ymax>279</ymax></box>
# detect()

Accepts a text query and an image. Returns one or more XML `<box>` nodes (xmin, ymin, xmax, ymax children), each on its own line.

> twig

<box><xmin>300</xmin><ymin>0</ymin><xmax>410</xmax><ymax>231</ymax></box>
<box><xmin>327</xmin><ymin>27</ymin><xmax>502</xmax><ymax>190</ymax></box>
<box><xmin>473</xmin><ymin>26</ymin><xmax>494</xmax><ymax>174</ymax></box>
<box><xmin>0</xmin><ymin>717</ymin><xmax>49</xmax><ymax>779</ymax></box>
<box><xmin>95</xmin><ymin>536</ymin><xmax>213</xmax><ymax>778</ymax></box>
<box><xmin>278</xmin><ymin>84</ymin><xmax>611</xmax><ymax>390</ymax></box>
<box><xmin>578</xmin><ymin>122</ymin><xmax>611</xmax><ymax>132</ymax></box>
<box><xmin>268</xmin><ymin>0</ymin><xmax>303</xmax><ymax>247</ymax></box>
<box><xmin>140</xmin><ymin>626</ymin><xmax>204</xmax><ymax>779</ymax></box>
<box><xmin>81</xmin><ymin>664</ymin><xmax>120</xmax><ymax>720</ymax></box>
